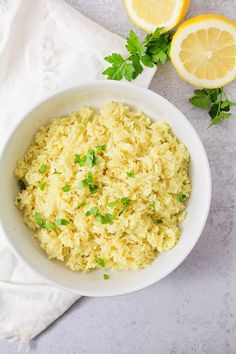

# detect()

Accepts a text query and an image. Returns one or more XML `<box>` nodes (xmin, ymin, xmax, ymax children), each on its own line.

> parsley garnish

<box><xmin>96</xmin><ymin>145</ymin><xmax>107</xmax><ymax>152</ymax></box>
<box><xmin>108</xmin><ymin>202</ymin><xmax>116</xmax><ymax>208</ymax></box>
<box><xmin>39</xmin><ymin>163</ymin><xmax>47</xmax><ymax>174</ymax></box>
<box><xmin>103</xmin><ymin>274</ymin><xmax>109</xmax><ymax>280</ymax></box>
<box><xmin>44</xmin><ymin>221</ymin><xmax>56</xmax><ymax>229</ymax></box>
<box><xmin>103</xmin><ymin>28</ymin><xmax>173</xmax><ymax>81</ymax></box>
<box><xmin>85</xmin><ymin>206</ymin><xmax>99</xmax><ymax>216</ymax></box>
<box><xmin>37</xmin><ymin>181</ymin><xmax>46</xmax><ymax>191</ymax></box>
<box><xmin>55</xmin><ymin>218</ymin><xmax>69</xmax><ymax>226</ymax></box>
<box><xmin>157</xmin><ymin>219</ymin><xmax>163</xmax><ymax>224</ymax></box>
<box><xmin>34</xmin><ymin>212</ymin><xmax>45</xmax><ymax>228</ymax></box>
<box><xmin>78</xmin><ymin>171</ymin><xmax>98</xmax><ymax>194</ymax></box>
<box><xmin>53</xmin><ymin>169</ymin><xmax>62</xmax><ymax>175</ymax></box>
<box><xmin>62</xmin><ymin>185</ymin><xmax>71</xmax><ymax>192</ymax></box>
<box><xmin>16</xmin><ymin>198</ymin><xmax>21</xmax><ymax>203</ymax></box>
<box><xmin>121</xmin><ymin>198</ymin><xmax>131</xmax><ymax>206</ymax></box>
<box><xmin>96</xmin><ymin>257</ymin><xmax>105</xmax><ymax>267</ymax></box>
<box><xmin>177</xmin><ymin>194</ymin><xmax>187</xmax><ymax>202</ymax></box>
<box><xmin>86</xmin><ymin>207</ymin><xmax>114</xmax><ymax>224</ymax></box>
<box><xmin>189</xmin><ymin>87</ymin><xmax>236</xmax><ymax>126</ymax></box>
<box><xmin>74</xmin><ymin>150</ymin><xmax>98</xmax><ymax>167</ymax></box>
<box><xmin>18</xmin><ymin>179</ymin><xmax>26</xmax><ymax>191</ymax></box>
<box><xmin>126</xmin><ymin>170</ymin><xmax>135</xmax><ymax>178</ymax></box>
<box><xmin>34</xmin><ymin>213</ymin><xmax>68</xmax><ymax>228</ymax></box>
<box><xmin>119</xmin><ymin>198</ymin><xmax>131</xmax><ymax>216</ymax></box>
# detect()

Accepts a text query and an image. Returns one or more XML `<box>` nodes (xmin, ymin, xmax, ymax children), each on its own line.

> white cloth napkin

<box><xmin>0</xmin><ymin>0</ymin><xmax>156</xmax><ymax>344</ymax></box>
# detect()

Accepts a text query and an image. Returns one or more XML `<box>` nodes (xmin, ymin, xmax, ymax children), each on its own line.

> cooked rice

<box><xmin>15</xmin><ymin>102</ymin><xmax>191</xmax><ymax>272</ymax></box>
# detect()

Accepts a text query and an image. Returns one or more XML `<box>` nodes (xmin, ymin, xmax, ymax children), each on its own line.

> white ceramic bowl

<box><xmin>0</xmin><ymin>81</ymin><xmax>211</xmax><ymax>296</ymax></box>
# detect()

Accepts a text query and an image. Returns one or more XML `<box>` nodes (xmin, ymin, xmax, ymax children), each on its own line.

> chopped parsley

<box><xmin>156</xmin><ymin>219</ymin><xmax>163</xmax><ymax>224</ymax></box>
<box><xmin>78</xmin><ymin>171</ymin><xmax>98</xmax><ymax>194</ymax></box>
<box><xmin>121</xmin><ymin>198</ymin><xmax>131</xmax><ymax>206</ymax></box>
<box><xmin>103</xmin><ymin>274</ymin><xmax>110</xmax><ymax>280</ymax></box>
<box><xmin>39</xmin><ymin>163</ymin><xmax>47</xmax><ymax>174</ymax></box>
<box><xmin>34</xmin><ymin>213</ymin><xmax>68</xmax><ymax>228</ymax></box>
<box><xmin>177</xmin><ymin>194</ymin><xmax>187</xmax><ymax>202</ymax></box>
<box><xmin>53</xmin><ymin>169</ymin><xmax>62</xmax><ymax>175</ymax></box>
<box><xmin>75</xmin><ymin>149</ymin><xmax>98</xmax><ymax>167</ymax></box>
<box><xmin>37</xmin><ymin>181</ymin><xmax>46</xmax><ymax>191</ymax></box>
<box><xmin>55</xmin><ymin>219</ymin><xmax>69</xmax><ymax>226</ymax></box>
<box><xmin>44</xmin><ymin>221</ymin><xmax>56</xmax><ymax>229</ymax></box>
<box><xmin>96</xmin><ymin>213</ymin><xmax>114</xmax><ymax>224</ymax></box>
<box><xmin>126</xmin><ymin>170</ymin><xmax>135</xmax><ymax>178</ymax></box>
<box><xmin>18</xmin><ymin>179</ymin><xmax>26</xmax><ymax>191</ymax></box>
<box><xmin>62</xmin><ymin>185</ymin><xmax>71</xmax><ymax>192</ymax></box>
<box><xmin>34</xmin><ymin>212</ymin><xmax>45</xmax><ymax>228</ymax></box>
<box><xmin>96</xmin><ymin>257</ymin><xmax>105</xmax><ymax>267</ymax></box>
<box><xmin>89</xmin><ymin>185</ymin><xmax>98</xmax><ymax>194</ymax></box>
<box><xmin>119</xmin><ymin>198</ymin><xmax>131</xmax><ymax>216</ymax></box>
<box><xmin>96</xmin><ymin>145</ymin><xmax>107</xmax><ymax>152</ymax></box>
<box><xmin>77</xmin><ymin>180</ymin><xmax>88</xmax><ymax>189</ymax></box>
<box><xmin>16</xmin><ymin>198</ymin><xmax>21</xmax><ymax>203</ymax></box>
<box><xmin>108</xmin><ymin>202</ymin><xmax>116</xmax><ymax>208</ymax></box>
<box><xmin>85</xmin><ymin>206</ymin><xmax>99</xmax><ymax>216</ymax></box>
<box><xmin>86</xmin><ymin>207</ymin><xmax>114</xmax><ymax>224</ymax></box>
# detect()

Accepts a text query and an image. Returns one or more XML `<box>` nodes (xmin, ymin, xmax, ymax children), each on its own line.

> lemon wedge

<box><xmin>170</xmin><ymin>14</ymin><xmax>236</xmax><ymax>88</ymax></box>
<box><xmin>124</xmin><ymin>0</ymin><xmax>190</xmax><ymax>33</ymax></box>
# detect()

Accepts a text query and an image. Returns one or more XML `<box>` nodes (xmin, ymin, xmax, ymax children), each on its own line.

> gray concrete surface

<box><xmin>1</xmin><ymin>0</ymin><xmax>236</xmax><ymax>353</ymax></box>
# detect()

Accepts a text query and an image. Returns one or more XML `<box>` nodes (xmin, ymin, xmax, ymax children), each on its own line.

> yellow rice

<box><xmin>15</xmin><ymin>102</ymin><xmax>191</xmax><ymax>272</ymax></box>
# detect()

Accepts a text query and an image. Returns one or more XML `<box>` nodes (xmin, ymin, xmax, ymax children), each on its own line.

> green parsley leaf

<box><xmin>62</xmin><ymin>185</ymin><xmax>71</xmax><ymax>192</ymax></box>
<box><xmin>18</xmin><ymin>179</ymin><xmax>26</xmax><ymax>191</ymax></box>
<box><xmin>16</xmin><ymin>198</ymin><xmax>21</xmax><ymax>203</ymax></box>
<box><xmin>126</xmin><ymin>30</ymin><xmax>146</xmax><ymax>57</ymax></box>
<box><xmin>121</xmin><ymin>198</ymin><xmax>131</xmax><ymax>206</ymax></box>
<box><xmin>86</xmin><ymin>171</ymin><xmax>94</xmax><ymax>185</ymax></box>
<box><xmin>85</xmin><ymin>206</ymin><xmax>99</xmax><ymax>216</ymax></box>
<box><xmin>118</xmin><ymin>208</ymin><xmax>126</xmax><ymax>217</ymax></box>
<box><xmin>103</xmin><ymin>274</ymin><xmax>110</xmax><ymax>280</ymax></box>
<box><xmin>126</xmin><ymin>170</ymin><xmax>135</xmax><ymax>178</ymax></box>
<box><xmin>177</xmin><ymin>194</ymin><xmax>187</xmax><ymax>202</ymax></box>
<box><xmin>108</xmin><ymin>202</ymin><xmax>116</xmax><ymax>208</ymax></box>
<box><xmin>53</xmin><ymin>169</ymin><xmax>62</xmax><ymax>175</ymax></box>
<box><xmin>74</xmin><ymin>154</ymin><xmax>81</xmax><ymax>164</ymax></box>
<box><xmin>189</xmin><ymin>87</ymin><xmax>236</xmax><ymax>126</ymax></box>
<box><xmin>89</xmin><ymin>185</ymin><xmax>98</xmax><ymax>194</ymax></box>
<box><xmin>86</xmin><ymin>150</ymin><xmax>98</xmax><ymax>168</ymax></box>
<box><xmin>55</xmin><ymin>219</ymin><xmax>69</xmax><ymax>226</ymax></box>
<box><xmin>78</xmin><ymin>180</ymin><xmax>88</xmax><ymax>189</ymax></box>
<box><xmin>96</xmin><ymin>213</ymin><xmax>114</xmax><ymax>224</ymax></box>
<box><xmin>34</xmin><ymin>212</ymin><xmax>45</xmax><ymax>228</ymax></box>
<box><xmin>96</xmin><ymin>257</ymin><xmax>105</xmax><ymax>267</ymax></box>
<box><xmin>96</xmin><ymin>145</ymin><xmax>107</xmax><ymax>152</ymax></box>
<box><xmin>156</xmin><ymin>219</ymin><xmax>163</xmax><ymax>224</ymax></box>
<box><xmin>44</xmin><ymin>221</ymin><xmax>56</xmax><ymax>229</ymax></box>
<box><xmin>37</xmin><ymin>181</ymin><xmax>46</xmax><ymax>191</ymax></box>
<box><xmin>189</xmin><ymin>92</ymin><xmax>212</xmax><ymax>109</ymax></box>
<box><xmin>39</xmin><ymin>163</ymin><xmax>47</xmax><ymax>174</ymax></box>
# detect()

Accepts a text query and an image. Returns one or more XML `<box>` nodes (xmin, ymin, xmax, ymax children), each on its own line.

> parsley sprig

<box><xmin>103</xmin><ymin>28</ymin><xmax>173</xmax><ymax>81</ymax></box>
<box><xmin>189</xmin><ymin>87</ymin><xmax>236</xmax><ymax>126</ymax></box>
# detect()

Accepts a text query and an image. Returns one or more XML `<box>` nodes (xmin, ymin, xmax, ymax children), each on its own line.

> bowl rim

<box><xmin>0</xmin><ymin>80</ymin><xmax>212</xmax><ymax>296</ymax></box>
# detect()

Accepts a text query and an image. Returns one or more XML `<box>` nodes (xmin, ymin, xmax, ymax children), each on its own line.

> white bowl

<box><xmin>0</xmin><ymin>81</ymin><xmax>211</xmax><ymax>296</ymax></box>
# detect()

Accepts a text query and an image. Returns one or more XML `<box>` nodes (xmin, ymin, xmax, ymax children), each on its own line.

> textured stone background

<box><xmin>1</xmin><ymin>0</ymin><xmax>236</xmax><ymax>353</ymax></box>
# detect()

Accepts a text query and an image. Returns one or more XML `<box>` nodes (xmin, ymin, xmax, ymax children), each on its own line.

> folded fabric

<box><xmin>0</xmin><ymin>0</ymin><xmax>156</xmax><ymax>344</ymax></box>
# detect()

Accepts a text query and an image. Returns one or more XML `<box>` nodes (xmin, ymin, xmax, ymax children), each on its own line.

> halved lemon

<box><xmin>170</xmin><ymin>14</ymin><xmax>236</xmax><ymax>88</ymax></box>
<box><xmin>124</xmin><ymin>0</ymin><xmax>190</xmax><ymax>33</ymax></box>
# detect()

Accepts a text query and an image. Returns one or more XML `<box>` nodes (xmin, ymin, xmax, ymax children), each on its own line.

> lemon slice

<box><xmin>124</xmin><ymin>0</ymin><xmax>190</xmax><ymax>33</ymax></box>
<box><xmin>170</xmin><ymin>14</ymin><xmax>236</xmax><ymax>88</ymax></box>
